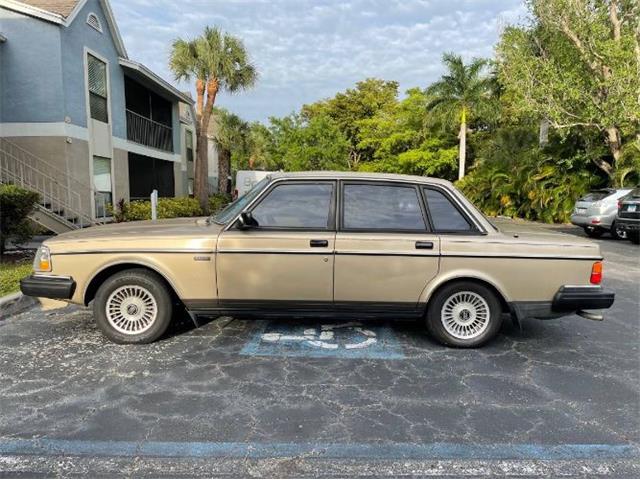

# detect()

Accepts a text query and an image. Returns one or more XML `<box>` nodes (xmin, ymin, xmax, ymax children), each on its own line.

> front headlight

<box><xmin>33</xmin><ymin>245</ymin><xmax>52</xmax><ymax>272</ymax></box>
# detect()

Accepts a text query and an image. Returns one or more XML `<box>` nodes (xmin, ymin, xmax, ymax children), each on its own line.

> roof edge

<box><xmin>119</xmin><ymin>58</ymin><xmax>194</xmax><ymax>105</ymax></box>
<box><xmin>0</xmin><ymin>0</ymin><xmax>65</xmax><ymax>24</ymax></box>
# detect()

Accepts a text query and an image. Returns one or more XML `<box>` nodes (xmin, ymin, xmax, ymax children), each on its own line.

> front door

<box><xmin>334</xmin><ymin>181</ymin><xmax>440</xmax><ymax>314</ymax></box>
<box><xmin>216</xmin><ymin>181</ymin><xmax>336</xmax><ymax>308</ymax></box>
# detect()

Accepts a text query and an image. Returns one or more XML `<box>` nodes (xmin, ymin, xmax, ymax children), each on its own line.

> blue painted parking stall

<box><xmin>240</xmin><ymin>320</ymin><xmax>405</xmax><ymax>359</ymax></box>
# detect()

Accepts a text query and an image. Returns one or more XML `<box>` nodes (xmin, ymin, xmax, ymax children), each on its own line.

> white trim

<box><xmin>0</xmin><ymin>0</ymin><xmax>127</xmax><ymax>58</ymax></box>
<box><xmin>84</xmin><ymin>47</ymin><xmax>115</xmax><ymax>218</ymax></box>
<box><xmin>0</xmin><ymin>0</ymin><xmax>65</xmax><ymax>24</ymax></box>
<box><xmin>119</xmin><ymin>58</ymin><xmax>194</xmax><ymax>105</ymax></box>
<box><xmin>0</xmin><ymin>122</ymin><xmax>89</xmax><ymax>140</ymax></box>
<box><xmin>112</xmin><ymin>137</ymin><xmax>181</xmax><ymax>163</ymax></box>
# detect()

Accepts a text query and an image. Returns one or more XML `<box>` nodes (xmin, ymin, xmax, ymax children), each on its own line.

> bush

<box><xmin>0</xmin><ymin>184</ymin><xmax>40</xmax><ymax>257</ymax></box>
<box><xmin>110</xmin><ymin>197</ymin><xmax>203</xmax><ymax>222</ymax></box>
<box><xmin>208</xmin><ymin>193</ymin><xmax>231</xmax><ymax>213</ymax></box>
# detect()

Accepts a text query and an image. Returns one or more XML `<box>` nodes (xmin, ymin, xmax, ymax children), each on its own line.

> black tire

<box><xmin>584</xmin><ymin>226</ymin><xmax>604</xmax><ymax>238</ymax></box>
<box><xmin>610</xmin><ymin>222</ymin><xmax>627</xmax><ymax>240</ymax></box>
<box><xmin>93</xmin><ymin>268</ymin><xmax>173</xmax><ymax>344</ymax></box>
<box><xmin>426</xmin><ymin>281</ymin><xmax>503</xmax><ymax>348</ymax></box>
<box><xmin>629</xmin><ymin>232</ymin><xmax>640</xmax><ymax>245</ymax></box>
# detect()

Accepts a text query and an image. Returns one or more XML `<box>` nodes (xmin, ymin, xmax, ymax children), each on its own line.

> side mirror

<box><xmin>237</xmin><ymin>211</ymin><xmax>256</xmax><ymax>230</ymax></box>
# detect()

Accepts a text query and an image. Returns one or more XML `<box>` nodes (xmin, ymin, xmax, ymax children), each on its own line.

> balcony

<box><xmin>126</xmin><ymin>109</ymin><xmax>173</xmax><ymax>152</ymax></box>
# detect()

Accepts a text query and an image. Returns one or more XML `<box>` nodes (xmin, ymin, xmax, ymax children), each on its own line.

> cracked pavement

<box><xmin>0</xmin><ymin>223</ymin><xmax>638</xmax><ymax>477</ymax></box>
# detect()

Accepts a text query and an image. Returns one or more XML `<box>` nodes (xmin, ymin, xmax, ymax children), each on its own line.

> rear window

<box><xmin>580</xmin><ymin>190</ymin><xmax>614</xmax><ymax>202</ymax></box>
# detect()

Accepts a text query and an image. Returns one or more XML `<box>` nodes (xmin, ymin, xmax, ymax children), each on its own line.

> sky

<box><xmin>111</xmin><ymin>0</ymin><xmax>528</xmax><ymax>123</ymax></box>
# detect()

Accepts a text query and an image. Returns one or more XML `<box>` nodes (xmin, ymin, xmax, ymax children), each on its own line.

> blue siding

<box><xmin>60</xmin><ymin>0</ymin><xmax>126</xmax><ymax>137</ymax></box>
<box><xmin>0</xmin><ymin>9</ymin><xmax>64</xmax><ymax>123</ymax></box>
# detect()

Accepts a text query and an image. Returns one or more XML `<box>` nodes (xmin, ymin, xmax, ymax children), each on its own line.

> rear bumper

<box><xmin>571</xmin><ymin>214</ymin><xmax>612</xmax><ymax>228</ymax></box>
<box><xmin>510</xmin><ymin>285</ymin><xmax>615</xmax><ymax>321</ymax></box>
<box><xmin>616</xmin><ymin>217</ymin><xmax>640</xmax><ymax>231</ymax></box>
<box><xmin>552</xmin><ymin>285</ymin><xmax>615</xmax><ymax>312</ymax></box>
<box><xmin>20</xmin><ymin>275</ymin><xmax>76</xmax><ymax>300</ymax></box>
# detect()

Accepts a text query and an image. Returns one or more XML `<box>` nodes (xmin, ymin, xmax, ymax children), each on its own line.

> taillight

<box><xmin>590</xmin><ymin>261</ymin><xmax>603</xmax><ymax>285</ymax></box>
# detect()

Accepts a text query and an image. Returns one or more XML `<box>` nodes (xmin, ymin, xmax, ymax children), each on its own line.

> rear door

<box><xmin>333</xmin><ymin>181</ymin><xmax>440</xmax><ymax>314</ymax></box>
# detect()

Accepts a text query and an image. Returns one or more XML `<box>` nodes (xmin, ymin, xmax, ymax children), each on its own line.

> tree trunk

<box><xmin>194</xmin><ymin>132</ymin><xmax>209</xmax><ymax>212</ymax></box>
<box><xmin>602</xmin><ymin>126</ymin><xmax>621</xmax><ymax>183</ymax></box>
<box><xmin>539</xmin><ymin>118</ymin><xmax>549</xmax><ymax>146</ymax></box>
<box><xmin>458</xmin><ymin>120</ymin><xmax>466</xmax><ymax>180</ymax></box>
<box><xmin>218</xmin><ymin>147</ymin><xmax>231</xmax><ymax>196</ymax></box>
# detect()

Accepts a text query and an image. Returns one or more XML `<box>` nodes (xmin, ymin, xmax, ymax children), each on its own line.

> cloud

<box><xmin>111</xmin><ymin>0</ymin><xmax>527</xmax><ymax>122</ymax></box>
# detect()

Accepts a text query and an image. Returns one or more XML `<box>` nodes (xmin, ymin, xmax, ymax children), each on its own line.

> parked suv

<box><xmin>616</xmin><ymin>188</ymin><xmax>640</xmax><ymax>244</ymax></box>
<box><xmin>571</xmin><ymin>188</ymin><xmax>632</xmax><ymax>239</ymax></box>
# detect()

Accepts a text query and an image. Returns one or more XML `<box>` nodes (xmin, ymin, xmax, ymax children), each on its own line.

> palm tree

<box><xmin>426</xmin><ymin>53</ymin><xmax>493</xmax><ymax>180</ymax></box>
<box><xmin>211</xmin><ymin>108</ymin><xmax>250</xmax><ymax>195</ymax></box>
<box><xmin>170</xmin><ymin>26</ymin><xmax>257</xmax><ymax>211</ymax></box>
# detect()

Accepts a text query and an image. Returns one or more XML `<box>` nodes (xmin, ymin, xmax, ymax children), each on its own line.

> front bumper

<box><xmin>20</xmin><ymin>275</ymin><xmax>76</xmax><ymax>300</ymax></box>
<box><xmin>552</xmin><ymin>285</ymin><xmax>615</xmax><ymax>312</ymax></box>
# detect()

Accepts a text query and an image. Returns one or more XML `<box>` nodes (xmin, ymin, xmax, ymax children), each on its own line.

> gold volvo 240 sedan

<box><xmin>20</xmin><ymin>172</ymin><xmax>615</xmax><ymax>347</ymax></box>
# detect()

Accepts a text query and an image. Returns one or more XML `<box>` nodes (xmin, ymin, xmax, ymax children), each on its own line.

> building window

<box><xmin>188</xmin><ymin>178</ymin><xmax>194</xmax><ymax>196</ymax></box>
<box><xmin>128</xmin><ymin>153</ymin><xmax>175</xmax><ymax>200</ymax></box>
<box><xmin>87</xmin><ymin>54</ymin><xmax>108</xmax><ymax>123</ymax></box>
<box><xmin>93</xmin><ymin>156</ymin><xmax>112</xmax><ymax>218</ymax></box>
<box><xmin>185</xmin><ymin>130</ymin><xmax>194</xmax><ymax>163</ymax></box>
<box><xmin>86</xmin><ymin>13</ymin><xmax>103</xmax><ymax>33</ymax></box>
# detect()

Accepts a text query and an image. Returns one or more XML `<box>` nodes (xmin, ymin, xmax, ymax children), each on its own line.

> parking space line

<box><xmin>0</xmin><ymin>439</ymin><xmax>637</xmax><ymax>461</ymax></box>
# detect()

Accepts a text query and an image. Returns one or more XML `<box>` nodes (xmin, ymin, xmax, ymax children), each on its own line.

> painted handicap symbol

<box><xmin>261</xmin><ymin>322</ymin><xmax>378</xmax><ymax>350</ymax></box>
<box><xmin>241</xmin><ymin>320</ymin><xmax>404</xmax><ymax>359</ymax></box>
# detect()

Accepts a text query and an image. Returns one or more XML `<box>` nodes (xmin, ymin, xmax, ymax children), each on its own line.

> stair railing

<box><xmin>0</xmin><ymin>138</ymin><xmax>103</xmax><ymax>228</ymax></box>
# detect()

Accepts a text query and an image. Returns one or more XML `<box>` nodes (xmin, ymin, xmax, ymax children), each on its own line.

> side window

<box><xmin>251</xmin><ymin>183</ymin><xmax>333</xmax><ymax>229</ymax></box>
<box><xmin>423</xmin><ymin>188</ymin><xmax>473</xmax><ymax>232</ymax></box>
<box><xmin>342</xmin><ymin>184</ymin><xmax>426</xmax><ymax>231</ymax></box>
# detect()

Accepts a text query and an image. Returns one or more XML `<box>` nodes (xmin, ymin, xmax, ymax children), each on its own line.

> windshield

<box><xmin>212</xmin><ymin>176</ymin><xmax>270</xmax><ymax>225</ymax></box>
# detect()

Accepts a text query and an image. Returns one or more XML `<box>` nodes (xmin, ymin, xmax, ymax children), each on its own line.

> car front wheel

<box><xmin>94</xmin><ymin>269</ymin><xmax>173</xmax><ymax>344</ymax></box>
<box><xmin>629</xmin><ymin>232</ymin><xmax>640</xmax><ymax>245</ymax></box>
<box><xmin>426</xmin><ymin>281</ymin><xmax>503</xmax><ymax>348</ymax></box>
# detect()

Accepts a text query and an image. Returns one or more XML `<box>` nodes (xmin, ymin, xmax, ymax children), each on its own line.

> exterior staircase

<box><xmin>0</xmin><ymin>138</ymin><xmax>105</xmax><ymax>234</ymax></box>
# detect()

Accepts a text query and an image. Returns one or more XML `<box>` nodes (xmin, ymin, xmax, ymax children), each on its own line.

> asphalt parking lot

<box><xmin>1</xmin><ymin>222</ymin><xmax>638</xmax><ymax>478</ymax></box>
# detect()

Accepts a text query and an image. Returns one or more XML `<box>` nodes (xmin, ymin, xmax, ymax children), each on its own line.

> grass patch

<box><xmin>0</xmin><ymin>260</ymin><xmax>33</xmax><ymax>297</ymax></box>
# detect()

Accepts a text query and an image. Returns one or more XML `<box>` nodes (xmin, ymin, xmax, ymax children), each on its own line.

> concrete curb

<box><xmin>0</xmin><ymin>292</ymin><xmax>38</xmax><ymax>321</ymax></box>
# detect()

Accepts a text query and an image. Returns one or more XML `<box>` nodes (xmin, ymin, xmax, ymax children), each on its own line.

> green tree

<box><xmin>170</xmin><ymin>26</ymin><xmax>257</xmax><ymax>210</ymax></box>
<box><xmin>302</xmin><ymin>79</ymin><xmax>399</xmax><ymax>169</ymax></box>
<box><xmin>267</xmin><ymin>114</ymin><xmax>350</xmax><ymax>171</ymax></box>
<box><xmin>426</xmin><ymin>53</ymin><xmax>495</xmax><ymax>180</ymax></box>
<box><xmin>497</xmin><ymin>0</ymin><xmax>640</xmax><ymax>184</ymax></box>
<box><xmin>211</xmin><ymin>108</ymin><xmax>251</xmax><ymax>195</ymax></box>
<box><xmin>0</xmin><ymin>185</ymin><xmax>40</xmax><ymax>258</ymax></box>
<box><xmin>356</xmin><ymin>88</ymin><xmax>458</xmax><ymax>178</ymax></box>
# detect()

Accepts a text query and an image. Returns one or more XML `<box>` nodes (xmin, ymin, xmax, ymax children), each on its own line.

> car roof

<box><xmin>268</xmin><ymin>171</ymin><xmax>454</xmax><ymax>186</ymax></box>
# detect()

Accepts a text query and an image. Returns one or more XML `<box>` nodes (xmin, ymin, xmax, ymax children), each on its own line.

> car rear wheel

<box><xmin>426</xmin><ymin>281</ymin><xmax>503</xmax><ymax>348</ymax></box>
<box><xmin>584</xmin><ymin>226</ymin><xmax>604</xmax><ymax>238</ymax></box>
<box><xmin>94</xmin><ymin>269</ymin><xmax>173</xmax><ymax>344</ymax></box>
<box><xmin>610</xmin><ymin>222</ymin><xmax>627</xmax><ymax>240</ymax></box>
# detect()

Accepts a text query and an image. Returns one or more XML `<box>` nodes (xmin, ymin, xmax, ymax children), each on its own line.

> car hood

<box><xmin>45</xmin><ymin>217</ymin><xmax>222</xmax><ymax>254</ymax></box>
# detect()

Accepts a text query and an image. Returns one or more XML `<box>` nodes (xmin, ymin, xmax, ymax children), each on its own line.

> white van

<box><xmin>234</xmin><ymin>170</ymin><xmax>273</xmax><ymax>199</ymax></box>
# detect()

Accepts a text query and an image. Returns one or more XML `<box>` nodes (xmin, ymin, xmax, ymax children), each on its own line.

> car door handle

<box><xmin>415</xmin><ymin>241</ymin><xmax>434</xmax><ymax>250</ymax></box>
<box><xmin>310</xmin><ymin>239</ymin><xmax>329</xmax><ymax>247</ymax></box>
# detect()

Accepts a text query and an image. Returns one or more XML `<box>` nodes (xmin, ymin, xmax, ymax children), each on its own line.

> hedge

<box><xmin>0</xmin><ymin>184</ymin><xmax>40</xmax><ymax>257</ymax></box>
<box><xmin>110</xmin><ymin>194</ymin><xmax>231</xmax><ymax>222</ymax></box>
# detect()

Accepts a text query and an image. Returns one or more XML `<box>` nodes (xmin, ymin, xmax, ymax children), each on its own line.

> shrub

<box><xmin>110</xmin><ymin>197</ymin><xmax>203</xmax><ymax>222</ymax></box>
<box><xmin>0</xmin><ymin>184</ymin><xmax>40</xmax><ymax>257</ymax></box>
<box><xmin>209</xmin><ymin>193</ymin><xmax>231</xmax><ymax>213</ymax></box>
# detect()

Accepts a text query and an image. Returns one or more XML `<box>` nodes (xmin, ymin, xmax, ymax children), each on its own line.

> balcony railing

<box><xmin>126</xmin><ymin>109</ymin><xmax>173</xmax><ymax>152</ymax></box>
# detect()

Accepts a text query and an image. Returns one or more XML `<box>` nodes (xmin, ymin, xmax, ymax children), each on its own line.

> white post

<box><xmin>151</xmin><ymin>189</ymin><xmax>158</xmax><ymax>220</ymax></box>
